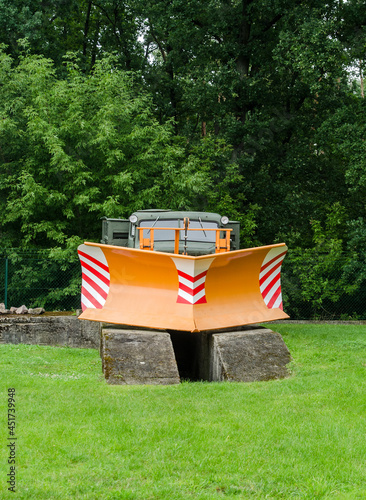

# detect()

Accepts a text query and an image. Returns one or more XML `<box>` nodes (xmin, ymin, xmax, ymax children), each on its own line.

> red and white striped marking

<box><xmin>78</xmin><ymin>244</ymin><xmax>110</xmax><ymax>311</ymax></box>
<box><xmin>259</xmin><ymin>247</ymin><xmax>287</xmax><ymax>310</ymax></box>
<box><xmin>172</xmin><ymin>257</ymin><xmax>214</xmax><ymax>305</ymax></box>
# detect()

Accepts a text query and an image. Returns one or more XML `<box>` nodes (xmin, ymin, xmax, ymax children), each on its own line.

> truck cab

<box><xmin>101</xmin><ymin>210</ymin><xmax>240</xmax><ymax>256</ymax></box>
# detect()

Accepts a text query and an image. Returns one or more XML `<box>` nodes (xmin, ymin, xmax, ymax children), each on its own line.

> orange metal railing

<box><xmin>137</xmin><ymin>218</ymin><xmax>232</xmax><ymax>254</ymax></box>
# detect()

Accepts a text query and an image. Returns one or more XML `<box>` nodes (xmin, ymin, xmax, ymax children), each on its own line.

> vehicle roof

<box><xmin>132</xmin><ymin>210</ymin><xmax>221</xmax><ymax>220</ymax></box>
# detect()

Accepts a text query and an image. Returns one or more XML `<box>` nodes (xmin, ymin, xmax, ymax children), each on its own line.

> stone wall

<box><xmin>0</xmin><ymin>315</ymin><xmax>100</xmax><ymax>349</ymax></box>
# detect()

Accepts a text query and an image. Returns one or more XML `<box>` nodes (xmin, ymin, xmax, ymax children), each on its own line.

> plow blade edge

<box><xmin>78</xmin><ymin>242</ymin><xmax>289</xmax><ymax>332</ymax></box>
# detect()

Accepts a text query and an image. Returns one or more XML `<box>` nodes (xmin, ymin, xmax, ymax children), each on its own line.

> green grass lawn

<box><xmin>1</xmin><ymin>324</ymin><xmax>366</xmax><ymax>499</ymax></box>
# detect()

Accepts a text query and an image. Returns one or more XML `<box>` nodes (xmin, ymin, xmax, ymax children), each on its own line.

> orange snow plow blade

<box><xmin>78</xmin><ymin>242</ymin><xmax>289</xmax><ymax>332</ymax></box>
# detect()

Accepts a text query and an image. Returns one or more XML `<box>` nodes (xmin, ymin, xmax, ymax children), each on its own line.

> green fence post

<box><xmin>4</xmin><ymin>257</ymin><xmax>8</xmax><ymax>309</ymax></box>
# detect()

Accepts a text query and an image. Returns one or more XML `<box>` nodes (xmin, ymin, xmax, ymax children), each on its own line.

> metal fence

<box><xmin>281</xmin><ymin>255</ymin><xmax>366</xmax><ymax>321</ymax></box>
<box><xmin>282</xmin><ymin>285</ymin><xmax>366</xmax><ymax>321</ymax></box>
<box><xmin>0</xmin><ymin>250</ymin><xmax>81</xmax><ymax>312</ymax></box>
<box><xmin>1</xmin><ymin>248</ymin><xmax>365</xmax><ymax>319</ymax></box>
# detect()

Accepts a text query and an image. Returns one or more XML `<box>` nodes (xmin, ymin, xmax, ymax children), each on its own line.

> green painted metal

<box><xmin>100</xmin><ymin>210</ymin><xmax>240</xmax><ymax>255</ymax></box>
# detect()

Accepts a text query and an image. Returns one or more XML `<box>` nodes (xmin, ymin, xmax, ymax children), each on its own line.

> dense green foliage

<box><xmin>0</xmin><ymin>50</ymin><xmax>223</xmax><ymax>249</ymax></box>
<box><xmin>0</xmin><ymin>0</ymin><xmax>365</xmax><ymax>312</ymax></box>
<box><xmin>1</xmin><ymin>324</ymin><xmax>366</xmax><ymax>498</ymax></box>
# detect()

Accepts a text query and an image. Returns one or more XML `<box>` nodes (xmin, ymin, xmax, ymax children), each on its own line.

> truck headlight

<box><xmin>221</xmin><ymin>216</ymin><xmax>229</xmax><ymax>225</ymax></box>
<box><xmin>129</xmin><ymin>214</ymin><xmax>138</xmax><ymax>223</ymax></box>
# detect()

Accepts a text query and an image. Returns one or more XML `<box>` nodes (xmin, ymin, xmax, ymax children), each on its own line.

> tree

<box><xmin>1</xmin><ymin>0</ymin><xmax>366</xmax><ymax>252</ymax></box>
<box><xmin>0</xmin><ymin>0</ymin><xmax>144</xmax><ymax>73</ymax></box>
<box><xmin>0</xmin><ymin>50</ymin><xmax>221</xmax><ymax>251</ymax></box>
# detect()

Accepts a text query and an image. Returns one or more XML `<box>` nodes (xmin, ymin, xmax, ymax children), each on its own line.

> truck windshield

<box><xmin>186</xmin><ymin>221</ymin><xmax>218</xmax><ymax>242</ymax></box>
<box><xmin>139</xmin><ymin>220</ymin><xmax>218</xmax><ymax>242</ymax></box>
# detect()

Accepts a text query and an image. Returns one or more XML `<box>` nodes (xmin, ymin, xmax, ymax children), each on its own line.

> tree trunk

<box><xmin>83</xmin><ymin>1</ymin><xmax>93</xmax><ymax>58</ymax></box>
<box><xmin>360</xmin><ymin>60</ymin><xmax>364</xmax><ymax>98</ymax></box>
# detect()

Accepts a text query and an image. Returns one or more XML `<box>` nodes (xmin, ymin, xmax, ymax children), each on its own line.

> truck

<box><xmin>77</xmin><ymin>210</ymin><xmax>289</xmax><ymax>332</ymax></box>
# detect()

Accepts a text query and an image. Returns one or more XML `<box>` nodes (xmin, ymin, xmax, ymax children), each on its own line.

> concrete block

<box><xmin>101</xmin><ymin>328</ymin><xmax>180</xmax><ymax>385</ymax></box>
<box><xmin>209</xmin><ymin>328</ymin><xmax>291</xmax><ymax>382</ymax></box>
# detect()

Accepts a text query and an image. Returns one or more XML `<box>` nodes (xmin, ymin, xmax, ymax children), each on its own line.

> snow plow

<box><xmin>78</xmin><ymin>210</ymin><xmax>289</xmax><ymax>332</ymax></box>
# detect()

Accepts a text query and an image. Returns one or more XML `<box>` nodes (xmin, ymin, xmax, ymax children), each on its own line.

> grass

<box><xmin>1</xmin><ymin>323</ymin><xmax>366</xmax><ymax>499</ymax></box>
